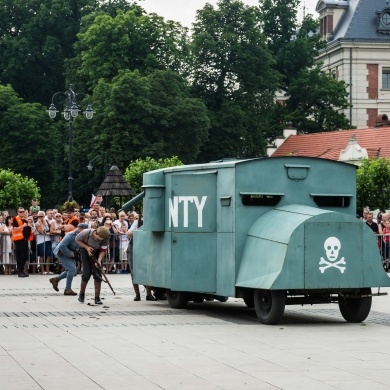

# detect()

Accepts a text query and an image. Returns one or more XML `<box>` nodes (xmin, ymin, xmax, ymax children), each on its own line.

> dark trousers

<box><xmin>14</xmin><ymin>239</ymin><xmax>29</xmax><ymax>273</ymax></box>
<box><xmin>80</xmin><ymin>248</ymin><xmax>101</xmax><ymax>282</ymax></box>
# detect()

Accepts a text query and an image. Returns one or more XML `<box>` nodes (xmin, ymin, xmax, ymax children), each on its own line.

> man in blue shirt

<box><xmin>49</xmin><ymin>223</ymin><xmax>89</xmax><ymax>296</ymax></box>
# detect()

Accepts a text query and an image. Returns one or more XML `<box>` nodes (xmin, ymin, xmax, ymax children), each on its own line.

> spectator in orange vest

<box><xmin>12</xmin><ymin>207</ymin><xmax>33</xmax><ymax>278</ymax></box>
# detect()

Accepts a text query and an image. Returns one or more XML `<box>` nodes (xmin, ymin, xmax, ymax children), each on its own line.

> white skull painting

<box><xmin>324</xmin><ymin>236</ymin><xmax>341</xmax><ymax>262</ymax></box>
<box><xmin>319</xmin><ymin>236</ymin><xmax>346</xmax><ymax>274</ymax></box>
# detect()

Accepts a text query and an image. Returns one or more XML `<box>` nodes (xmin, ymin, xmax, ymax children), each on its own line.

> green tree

<box><xmin>356</xmin><ymin>158</ymin><xmax>390</xmax><ymax>212</ymax></box>
<box><xmin>71</xmin><ymin>70</ymin><xmax>208</xmax><ymax>203</ymax></box>
<box><xmin>124</xmin><ymin>156</ymin><xmax>183</xmax><ymax>195</ymax></box>
<box><xmin>259</xmin><ymin>0</ymin><xmax>351</xmax><ymax>133</ymax></box>
<box><xmin>0</xmin><ymin>85</ymin><xmax>61</xmax><ymax>207</ymax></box>
<box><xmin>0</xmin><ymin>0</ymin><xmax>97</xmax><ymax>104</ymax></box>
<box><xmin>0</xmin><ymin>169</ymin><xmax>40</xmax><ymax>210</ymax></box>
<box><xmin>72</xmin><ymin>8</ymin><xmax>190</xmax><ymax>90</ymax></box>
<box><xmin>191</xmin><ymin>0</ymin><xmax>278</xmax><ymax>161</ymax></box>
<box><xmin>284</xmin><ymin>66</ymin><xmax>351</xmax><ymax>132</ymax></box>
<box><xmin>260</xmin><ymin>0</ymin><xmax>300</xmax><ymax>59</ymax></box>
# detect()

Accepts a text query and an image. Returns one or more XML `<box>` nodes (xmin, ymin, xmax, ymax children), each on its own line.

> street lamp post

<box><xmin>48</xmin><ymin>84</ymin><xmax>94</xmax><ymax>201</ymax></box>
<box><xmin>87</xmin><ymin>153</ymin><xmax>108</xmax><ymax>175</ymax></box>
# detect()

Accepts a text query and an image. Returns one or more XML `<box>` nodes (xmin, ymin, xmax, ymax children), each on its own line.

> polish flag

<box><xmin>90</xmin><ymin>194</ymin><xmax>97</xmax><ymax>208</ymax></box>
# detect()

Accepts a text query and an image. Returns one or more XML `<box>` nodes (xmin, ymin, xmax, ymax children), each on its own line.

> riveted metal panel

<box><xmin>133</xmin><ymin>230</ymin><xmax>171</xmax><ymax>288</ymax></box>
<box><xmin>171</xmin><ymin>233</ymin><xmax>216</xmax><ymax>292</ymax></box>
<box><xmin>169</xmin><ymin>173</ymin><xmax>217</xmax><ymax>292</ymax></box>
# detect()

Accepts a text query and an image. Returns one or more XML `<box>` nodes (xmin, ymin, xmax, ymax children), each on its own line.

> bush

<box><xmin>356</xmin><ymin>157</ymin><xmax>390</xmax><ymax>211</ymax></box>
<box><xmin>124</xmin><ymin>156</ymin><xmax>183</xmax><ymax>195</ymax></box>
<box><xmin>0</xmin><ymin>169</ymin><xmax>40</xmax><ymax>210</ymax></box>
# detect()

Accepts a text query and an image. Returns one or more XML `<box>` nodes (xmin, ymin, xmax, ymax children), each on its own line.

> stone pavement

<box><xmin>1</xmin><ymin>275</ymin><xmax>390</xmax><ymax>390</ymax></box>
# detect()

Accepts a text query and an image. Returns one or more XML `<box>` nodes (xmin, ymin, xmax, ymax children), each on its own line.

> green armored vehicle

<box><xmin>124</xmin><ymin>157</ymin><xmax>390</xmax><ymax>324</ymax></box>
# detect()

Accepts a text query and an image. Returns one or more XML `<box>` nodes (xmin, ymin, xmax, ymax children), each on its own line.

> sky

<box><xmin>137</xmin><ymin>0</ymin><xmax>319</xmax><ymax>28</ymax></box>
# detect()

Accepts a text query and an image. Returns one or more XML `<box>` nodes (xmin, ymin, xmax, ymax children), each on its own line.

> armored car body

<box><xmin>126</xmin><ymin>157</ymin><xmax>390</xmax><ymax>324</ymax></box>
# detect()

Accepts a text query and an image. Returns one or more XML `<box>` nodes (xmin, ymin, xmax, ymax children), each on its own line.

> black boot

<box><xmin>153</xmin><ymin>288</ymin><xmax>167</xmax><ymax>300</ymax></box>
<box><xmin>79</xmin><ymin>280</ymin><xmax>87</xmax><ymax>303</ymax></box>
<box><xmin>133</xmin><ymin>283</ymin><xmax>140</xmax><ymax>301</ymax></box>
<box><xmin>94</xmin><ymin>280</ymin><xmax>102</xmax><ymax>304</ymax></box>
<box><xmin>146</xmin><ymin>286</ymin><xmax>157</xmax><ymax>301</ymax></box>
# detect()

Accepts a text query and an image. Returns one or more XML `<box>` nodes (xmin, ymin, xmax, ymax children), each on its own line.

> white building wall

<box><xmin>318</xmin><ymin>42</ymin><xmax>390</xmax><ymax>129</ymax></box>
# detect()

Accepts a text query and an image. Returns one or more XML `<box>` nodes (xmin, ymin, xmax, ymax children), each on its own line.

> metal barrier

<box><xmin>0</xmin><ymin>232</ymin><xmax>130</xmax><ymax>275</ymax></box>
<box><xmin>379</xmin><ymin>233</ymin><xmax>390</xmax><ymax>271</ymax></box>
<box><xmin>0</xmin><ymin>233</ymin><xmax>15</xmax><ymax>275</ymax></box>
<box><xmin>6</xmin><ymin>228</ymin><xmax>388</xmax><ymax>274</ymax></box>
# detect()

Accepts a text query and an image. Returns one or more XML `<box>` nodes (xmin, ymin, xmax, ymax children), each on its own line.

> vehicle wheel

<box><xmin>192</xmin><ymin>294</ymin><xmax>204</xmax><ymax>303</ymax></box>
<box><xmin>338</xmin><ymin>288</ymin><xmax>372</xmax><ymax>323</ymax></box>
<box><xmin>166</xmin><ymin>290</ymin><xmax>189</xmax><ymax>309</ymax></box>
<box><xmin>216</xmin><ymin>296</ymin><xmax>228</xmax><ymax>302</ymax></box>
<box><xmin>243</xmin><ymin>292</ymin><xmax>254</xmax><ymax>308</ymax></box>
<box><xmin>254</xmin><ymin>289</ymin><xmax>285</xmax><ymax>325</ymax></box>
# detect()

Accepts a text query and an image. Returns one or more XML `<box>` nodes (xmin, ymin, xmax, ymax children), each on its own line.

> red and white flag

<box><xmin>90</xmin><ymin>194</ymin><xmax>97</xmax><ymax>208</ymax></box>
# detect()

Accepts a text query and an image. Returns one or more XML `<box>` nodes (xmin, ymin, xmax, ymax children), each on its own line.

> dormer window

<box><xmin>316</xmin><ymin>1</ymin><xmax>348</xmax><ymax>42</ymax></box>
<box><xmin>377</xmin><ymin>8</ymin><xmax>390</xmax><ymax>34</ymax></box>
<box><xmin>320</xmin><ymin>14</ymin><xmax>334</xmax><ymax>39</ymax></box>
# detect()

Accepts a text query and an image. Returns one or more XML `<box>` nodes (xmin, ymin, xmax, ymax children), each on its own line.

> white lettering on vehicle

<box><xmin>169</xmin><ymin>196</ymin><xmax>207</xmax><ymax>228</ymax></box>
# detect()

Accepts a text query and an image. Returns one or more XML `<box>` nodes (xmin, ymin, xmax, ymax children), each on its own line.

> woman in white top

<box><xmin>0</xmin><ymin>216</ymin><xmax>13</xmax><ymax>274</ymax></box>
<box><xmin>50</xmin><ymin>213</ymin><xmax>64</xmax><ymax>249</ymax></box>
<box><xmin>35</xmin><ymin>211</ymin><xmax>53</xmax><ymax>274</ymax></box>
<box><xmin>114</xmin><ymin>212</ymin><xmax>130</xmax><ymax>273</ymax></box>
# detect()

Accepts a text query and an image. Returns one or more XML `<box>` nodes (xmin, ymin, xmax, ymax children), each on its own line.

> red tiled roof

<box><xmin>272</xmin><ymin>127</ymin><xmax>390</xmax><ymax>159</ymax></box>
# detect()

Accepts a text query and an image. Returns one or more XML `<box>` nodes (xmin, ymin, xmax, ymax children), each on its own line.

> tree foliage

<box><xmin>191</xmin><ymin>0</ymin><xmax>278</xmax><ymax>161</ymax></box>
<box><xmin>356</xmin><ymin>158</ymin><xmax>390</xmax><ymax>211</ymax></box>
<box><xmin>0</xmin><ymin>0</ymin><xmax>356</xmax><ymax>206</ymax></box>
<box><xmin>284</xmin><ymin>66</ymin><xmax>351</xmax><ymax>132</ymax></box>
<box><xmin>0</xmin><ymin>169</ymin><xmax>40</xmax><ymax>210</ymax></box>
<box><xmin>76</xmin><ymin>69</ymin><xmax>209</xmax><ymax>163</ymax></box>
<box><xmin>260</xmin><ymin>0</ymin><xmax>300</xmax><ymax>58</ymax></box>
<box><xmin>70</xmin><ymin>69</ymin><xmax>208</xmax><ymax>203</ymax></box>
<box><xmin>0</xmin><ymin>85</ymin><xmax>61</xmax><ymax>207</ymax></box>
<box><xmin>72</xmin><ymin>8</ymin><xmax>190</xmax><ymax>89</ymax></box>
<box><xmin>124</xmin><ymin>156</ymin><xmax>183</xmax><ymax>195</ymax></box>
<box><xmin>259</xmin><ymin>0</ymin><xmax>351</xmax><ymax>134</ymax></box>
<box><xmin>0</xmin><ymin>0</ymin><xmax>97</xmax><ymax>104</ymax></box>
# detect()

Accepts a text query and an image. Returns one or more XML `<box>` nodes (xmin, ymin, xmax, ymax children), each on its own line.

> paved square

<box><xmin>1</xmin><ymin>274</ymin><xmax>390</xmax><ymax>389</ymax></box>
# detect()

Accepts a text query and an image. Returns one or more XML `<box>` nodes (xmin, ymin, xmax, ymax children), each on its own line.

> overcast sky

<box><xmin>137</xmin><ymin>0</ymin><xmax>319</xmax><ymax>28</ymax></box>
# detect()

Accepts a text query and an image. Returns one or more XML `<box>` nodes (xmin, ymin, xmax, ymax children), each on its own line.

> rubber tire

<box><xmin>192</xmin><ymin>294</ymin><xmax>204</xmax><ymax>303</ymax></box>
<box><xmin>243</xmin><ymin>293</ymin><xmax>254</xmax><ymax>308</ymax></box>
<box><xmin>216</xmin><ymin>296</ymin><xmax>228</xmax><ymax>302</ymax></box>
<box><xmin>254</xmin><ymin>289</ymin><xmax>286</xmax><ymax>325</ymax></box>
<box><xmin>338</xmin><ymin>288</ymin><xmax>372</xmax><ymax>323</ymax></box>
<box><xmin>166</xmin><ymin>290</ymin><xmax>189</xmax><ymax>309</ymax></box>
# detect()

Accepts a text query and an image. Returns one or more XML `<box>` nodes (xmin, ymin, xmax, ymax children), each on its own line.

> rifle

<box><xmin>89</xmin><ymin>255</ymin><xmax>116</xmax><ymax>295</ymax></box>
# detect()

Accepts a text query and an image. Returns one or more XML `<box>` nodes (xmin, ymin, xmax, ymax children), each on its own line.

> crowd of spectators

<box><xmin>0</xmin><ymin>198</ymin><xmax>141</xmax><ymax>276</ymax></box>
<box><xmin>362</xmin><ymin>208</ymin><xmax>390</xmax><ymax>271</ymax></box>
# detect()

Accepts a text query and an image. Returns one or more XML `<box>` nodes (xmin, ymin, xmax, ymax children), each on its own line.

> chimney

<box><xmin>283</xmin><ymin>122</ymin><xmax>297</xmax><ymax>139</ymax></box>
<box><xmin>266</xmin><ymin>145</ymin><xmax>277</xmax><ymax>157</ymax></box>
<box><xmin>267</xmin><ymin>122</ymin><xmax>297</xmax><ymax>156</ymax></box>
<box><xmin>375</xmin><ymin>114</ymin><xmax>390</xmax><ymax>128</ymax></box>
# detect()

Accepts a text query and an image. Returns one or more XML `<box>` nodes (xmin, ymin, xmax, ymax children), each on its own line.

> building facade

<box><xmin>316</xmin><ymin>0</ymin><xmax>390</xmax><ymax>128</ymax></box>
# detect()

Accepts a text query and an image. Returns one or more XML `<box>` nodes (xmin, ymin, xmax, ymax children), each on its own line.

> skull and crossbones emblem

<box><xmin>319</xmin><ymin>237</ymin><xmax>346</xmax><ymax>273</ymax></box>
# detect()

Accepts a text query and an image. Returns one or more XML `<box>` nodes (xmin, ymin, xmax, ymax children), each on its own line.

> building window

<box><xmin>382</xmin><ymin>67</ymin><xmax>390</xmax><ymax>89</ymax></box>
